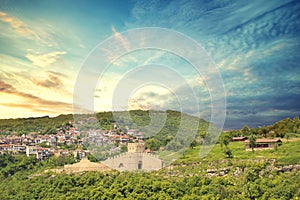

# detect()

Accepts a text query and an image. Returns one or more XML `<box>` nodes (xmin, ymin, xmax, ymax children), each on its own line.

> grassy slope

<box><xmin>177</xmin><ymin>139</ymin><xmax>300</xmax><ymax>166</ymax></box>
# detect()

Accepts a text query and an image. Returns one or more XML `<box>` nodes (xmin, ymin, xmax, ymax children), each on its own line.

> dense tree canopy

<box><xmin>228</xmin><ymin>116</ymin><xmax>300</xmax><ymax>139</ymax></box>
<box><xmin>0</xmin><ymin>152</ymin><xmax>299</xmax><ymax>199</ymax></box>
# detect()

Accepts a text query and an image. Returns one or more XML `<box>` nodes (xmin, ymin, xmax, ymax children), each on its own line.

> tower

<box><xmin>127</xmin><ymin>142</ymin><xmax>145</xmax><ymax>153</ymax></box>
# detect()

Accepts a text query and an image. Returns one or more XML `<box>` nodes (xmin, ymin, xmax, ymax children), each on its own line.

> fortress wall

<box><xmin>103</xmin><ymin>152</ymin><xmax>163</xmax><ymax>171</ymax></box>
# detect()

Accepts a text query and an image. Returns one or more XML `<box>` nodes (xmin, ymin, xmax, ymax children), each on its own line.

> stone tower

<box><xmin>127</xmin><ymin>142</ymin><xmax>145</xmax><ymax>153</ymax></box>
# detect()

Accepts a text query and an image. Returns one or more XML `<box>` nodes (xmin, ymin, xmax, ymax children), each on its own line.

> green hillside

<box><xmin>227</xmin><ymin>116</ymin><xmax>300</xmax><ymax>139</ymax></box>
<box><xmin>0</xmin><ymin>113</ymin><xmax>300</xmax><ymax>199</ymax></box>
<box><xmin>0</xmin><ymin>139</ymin><xmax>299</xmax><ymax>199</ymax></box>
<box><xmin>0</xmin><ymin>114</ymin><xmax>73</xmax><ymax>135</ymax></box>
<box><xmin>178</xmin><ymin>138</ymin><xmax>300</xmax><ymax>166</ymax></box>
<box><xmin>0</xmin><ymin>110</ymin><xmax>214</xmax><ymax>151</ymax></box>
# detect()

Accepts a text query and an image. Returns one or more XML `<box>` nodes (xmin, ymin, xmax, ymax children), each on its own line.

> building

<box><xmin>26</xmin><ymin>146</ymin><xmax>38</xmax><ymax>156</ymax></box>
<box><xmin>245</xmin><ymin>138</ymin><xmax>282</xmax><ymax>151</ymax></box>
<box><xmin>64</xmin><ymin>157</ymin><xmax>111</xmax><ymax>173</ymax></box>
<box><xmin>12</xmin><ymin>144</ymin><xmax>26</xmax><ymax>153</ymax></box>
<box><xmin>26</xmin><ymin>146</ymin><xmax>53</xmax><ymax>160</ymax></box>
<box><xmin>0</xmin><ymin>144</ymin><xmax>13</xmax><ymax>151</ymax></box>
<box><xmin>103</xmin><ymin>142</ymin><xmax>163</xmax><ymax>171</ymax></box>
<box><xmin>231</xmin><ymin>136</ymin><xmax>248</xmax><ymax>142</ymax></box>
<box><xmin>127</xmin><ymin>142</ymin><xmax>145</xmax><ymax>153</ymax></box>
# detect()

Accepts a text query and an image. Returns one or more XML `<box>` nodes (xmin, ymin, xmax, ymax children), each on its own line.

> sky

<box><xmin>0</xmin><ymin>0</ymin><xmax>299</xmax><ymax>130</ymax></box>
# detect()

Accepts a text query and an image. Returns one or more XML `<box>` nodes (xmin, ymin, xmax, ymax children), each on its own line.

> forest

<box><xmin>226</xmin><ymin>116</ymin><xmax>300</xmax><ymax>138</ymax></box>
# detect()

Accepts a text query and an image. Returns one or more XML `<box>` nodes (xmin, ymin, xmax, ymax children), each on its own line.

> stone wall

<box><xmin>103</xmin><ymin>152</ymin><xmax>163</xmax><ymax>172</ymax></box>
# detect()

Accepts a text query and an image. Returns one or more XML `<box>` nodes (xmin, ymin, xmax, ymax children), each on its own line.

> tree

<box><xmin>241</xmin><ymin>125</ymin><xmax>250</xmax><ymax>135</ymax></box>
<box><xmin>145</xmin><ymin>138</ymin><xmax>161</xmax><ymax>151</ymax></box>
<box><xmin>121</xmin><ymin>145</ymin><xmax>128</xmax><ymax>152</ymax></box>
<box><xmin>222</xmin><ymin>135</ymin><xmax>230</xmax><ymax>148</ymax></box>
<box><xmin>284</xmin><ymin>132</ymin><xmax>293</xmax><ymax>142</ymax></box>
<box><xmin>258</xmin><ymin>126</ymin><xmax>268</xmax><ymax>138</ymax></box>
<box><xmin>224</xmin><ymin>148</ymin><xmax>233</xmax><ymax>158</ymax></box>
<box><xmin>249</xmin><ymin>134</ymin><xmax>256</xmax><ymax>153</ymax></box>
<box><xmin>190</xmin><ymin>140</ymin><xmax>198</xmax><ymax>149</ymax></box>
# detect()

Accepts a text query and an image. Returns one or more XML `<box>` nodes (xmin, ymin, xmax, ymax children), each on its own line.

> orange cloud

<box><xmin>32</xmin><ymin>71</ymin><xmax>65</xmax><ymax>88</ymax></box>
<box><xmin>0</xmin><ymin>103</ymin><xmax>68</xmax><ymax>114</ymax></box>
<box><xmin>0</xmin><ymin>80</ymin><xmax>72</xmax><ymax>112</ymax></box>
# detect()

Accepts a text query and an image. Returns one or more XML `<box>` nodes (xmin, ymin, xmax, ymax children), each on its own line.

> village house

<box><xmin>0</xmin><ymin>144</ymin><xmax>26</xmax><ymax>153</ymax></box>
<box><xmin>0</xmin><ymin>144</ymin><xmax>13</xmax><ymax>151</ymax></box>
<box><xmin>54</xmin><ymin>149</ymin><xmax>71</xmax><ymax>157</ymax></box>
<box><xmin>12</xmin><ymin>144</ymin><xmax>26</xmax><ymax>153</ymax></box>
<box><xmin>245</xmin><ymin>138</ymin><xmax>282</xmax><ymax>151</ymax></box>
<box><xmin>231</xmin><ymin>136</ymin><xmax>248</xmax><ymax>142</ymax></box>
<box><xmin>26</xmin><ymin>146</ymin><xmax>53</xmax><ymax>160</ymax></box>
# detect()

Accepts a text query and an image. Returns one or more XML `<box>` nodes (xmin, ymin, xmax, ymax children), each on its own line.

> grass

<box><xmin>176</xmin><ymin>139</ymin><xmax>300</xmax><ymax>166</ymax></box>
<box><xmin>158</xmin><ymin>149</ymin><xmax>186</xmax><ymax>165</ymax></box>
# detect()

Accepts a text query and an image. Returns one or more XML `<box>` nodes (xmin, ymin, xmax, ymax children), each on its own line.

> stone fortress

<box><xmin>64</xmin><ymin>142</ymin><xmax>163</xmax><ymax>173</ymax></box>
<box><xmin>103</xmin><ymin>142</ymin><xmax>163</xmax><ymax>171</ymax></box>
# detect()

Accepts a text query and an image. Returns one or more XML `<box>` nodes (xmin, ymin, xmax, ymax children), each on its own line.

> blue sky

<box><xmin>0</xmin><ymin>0</ymin><xmax>299</xmax><ymax>129</ymax></box>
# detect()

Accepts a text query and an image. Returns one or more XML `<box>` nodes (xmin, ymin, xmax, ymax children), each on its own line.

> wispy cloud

<box><xmin>25</xmin><ymin>51</ymin><xmax>66</xmax><ymax>68</ymax></box>
<box><xmin>112</xmin><ymin>25</ymin><xmax>130</xmax><ymax>51</ymax></box>
<box><xmin>0</xmin><ymin>11</ymin><xmax>40</xmax><ymax>41</ymax></box>
<box><xmin>123</xmin><ymin>0</ymin><xmax>300</xmax><ymax>128</ymax></box>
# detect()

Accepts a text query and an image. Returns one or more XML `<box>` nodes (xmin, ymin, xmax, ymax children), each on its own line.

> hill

<box><xmin>0</xmin><ymin>138</ymin><xmax>299</xmax><ymax>199</ymax></box>
<box><xmin>0</xmin><ymin>113</ymin><xmax>300</xmax><ymax>199</ymax></box>
<box><xmin>0</xmin><ymin>110</ymin><xmax>214</xmax><ymax>150</ymax></box>
<box><xmin>227</xmin><ymin>116</ymin><xmax>300</xmax><ymax>139</ymax></box>
<box><xmin>0</xmin><ymin>114</ymin><xmax>73</xmax><ymax>135</ymax></box>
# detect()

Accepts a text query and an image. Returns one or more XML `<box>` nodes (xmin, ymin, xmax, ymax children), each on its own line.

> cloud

<box><xmin>32</xmin><ymin>71</ymin><xmax>65</xmax><ymax>88</ymax></box>
<box><xmin>0</xmin><ymin>11</ymin><xmax>40</xmax><ymax>41</ymax></box>
<box><xmin>0</xmin><ymin>80</ymin><xmax>72</xmax><ymax>111</ymax></box>
<box><xmin>0</xmin><ymin>103</ymin><xmax>66</xmax><ymax>114</ymax></box>
<box><xmin>112</xmin><ymin>25</ymin><xmax>130</xmax><ymax>51</ymax></box>
<box><xmin>25</xmin><ymin>51</ymin><xmax>66</xmax><ymax>67</ymax></box>
<box><xmin>0</xmin><ymin>80</ymin><xmax>14</xmax><ymax>91</ymax></box>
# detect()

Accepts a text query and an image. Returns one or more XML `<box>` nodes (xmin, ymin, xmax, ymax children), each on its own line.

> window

<box><xmin>119</xmin><ymin>163</ymin><xmax>124</xmax><ymax>168</ymax></box>
<box><xmin>138</xmin><ymin>161</ymin><xmax>142</xmax><ymax>170</ymax></box>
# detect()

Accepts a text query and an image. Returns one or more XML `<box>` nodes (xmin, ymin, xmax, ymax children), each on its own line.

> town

<box><xmin>0</xmin><ymin>119</ymin><xmax>146</xmax><ymax>161</ymax></box>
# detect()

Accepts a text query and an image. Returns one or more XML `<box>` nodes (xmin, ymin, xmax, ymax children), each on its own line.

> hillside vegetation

<box><xmin>0</xmin><ymin>110</ymin><xmax>213</xmax><ymax>150</ymax></box>
<box><xmin>0</xmin><ymin>139</ymin><xmax>299</xmax><ymax>199</ymax></box>
<box><xmin>0</xmin><ymin>113</ymin><xmax>300</xmax><ymax>199</ymax></box>
<box><xmin>227</xmin><ymin>116</ymin><xmax>300</xmax><ymax>139</ymax></box>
